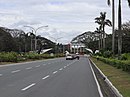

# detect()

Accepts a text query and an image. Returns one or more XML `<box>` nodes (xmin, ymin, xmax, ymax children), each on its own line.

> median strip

<box><xmin>21</xmin><ymin>83</ymin><xmax>36</xmax><ymax>91</ymax></box>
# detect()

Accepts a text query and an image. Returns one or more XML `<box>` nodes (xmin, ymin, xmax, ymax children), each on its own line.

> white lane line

<box><xmin>11</xmin><ymin>70</ymin><xmax>21</xmax><ymax>73</ymax></box>
<box><xmin>0</xmin><ymin>74</ymin><xmax>3</xmax><ymax>76</ymax></box>
<box><xmin>88</xmin><ymin>59</ymin><xmax>103</xmax><ymax>97</ymax></box>
<box><xmin>59</xmin><ymin>68</ymin><xmax>63</xmax><ymax>71</ymax></box>
<box><xmin>53</xmin><ymin>71</ymin><xmax>58</xmax><ymax>74</ymax></box>
<box><xmin>42</xmin><ymin>75</ymin><xmax>50</xmax><ymax>80</ymax></box>
<box><xmin>64</xmin><ymin>66</ymin><xmax>67</xmax><ymax>68</ymax></box>
<box><xmin>26</xmin><ymin>67</ymin><xmax>32</xmax><ymax>70</ymax></box>
<box><xmin>21</xmin><ymin>83</ymin><xmax>36</xmax><ymax>91</ymax></box>
<box><xmin>43</xmin><ymin>64</ymin><xmax>46</xmax><ymax>66</ymax></box>
<box><xmin>35</xmin><ymin>65</ymin><xmax>40</xmax><ymax>67</ymax></box>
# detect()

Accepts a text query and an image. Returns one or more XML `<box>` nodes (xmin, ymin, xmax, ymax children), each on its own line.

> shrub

<box><xmin>0</xmin><ymin>52</ymin><xmax>18</xmax><ymax>62</ymax></box>
<box><xmin>95</xmin><ymin>56</ymin><xmax>130</xmax><ymax>72</ymax></box>
<box><xmin>103</xmin><ymin>50</ymin><xmax>112</xmax><ymax>58</ymax></box>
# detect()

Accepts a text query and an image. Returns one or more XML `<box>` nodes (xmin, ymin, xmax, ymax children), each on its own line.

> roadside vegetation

<box><xmin>0</xmin><ymin>52</ymin><xmax>64</xmax><ymax>65</ymax></box>
<box><xmin>95</xmin><ymin>52</ymin><xmax>130</xmax><ymax>72</ymax></box>
<box><xmin>91</xmin><ymin>57</ymin><xmax>130</xmax><ymax>97</ymax></box>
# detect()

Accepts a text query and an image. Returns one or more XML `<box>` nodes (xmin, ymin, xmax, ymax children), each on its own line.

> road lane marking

<box><xmin>59</xmin><ymin>68</ymin><xmax>63</xmax><ymax>71</ymax></box>
<box><xmin>26</xmin><ymin>67</ymin><xmax>32</xmax><ymax>70</ymax></box>
<box><xmin>43</xmin><ymin>64</ymin><xmax>46</xmax><ymax>66</ymax></box>
<box><xmin>42</xmin><ymin>75</ymin><xmax>50</xmax><ymax>80</ymax></box>
<box><xmin>64</xmin><ymin>66</ymin><xmax>67</xmax><ymax>68</ymax></box>
<box><xmin>53</xmin><ymin>71</ymin><xmax>58</xmax><ymax>74</ymax></box>
<box><xmin>88</xmin><ymin>59</ymin><xmax>103</xmax><ymax>97</ymax></box>
<box><xmin>0</xmin><ymin>74</ymin><xmax>3</xmax><ymax>76</ymax></box>
<box><xmin>35</xmin><ymin>65</ymin><xmax>40</xmax><ymax>67</ymax></box>
<box><xmin>21</xmin><ymin>83</ymin><xmax>36</xmax><ymax>91</ymax></box>
<box><xmin>11</xmin><ymin>70</ymin><xmax>21</xmax><ymax>73</ymax></box>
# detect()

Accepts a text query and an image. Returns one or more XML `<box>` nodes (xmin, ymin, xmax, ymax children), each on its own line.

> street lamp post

<box><xmin>49</xmin><ymin>36</ymin><xmax>63</xmax><ymax>55</ymax></box>
<box><xmin>24</xmin><ymin>25</ymin><xmax>48</xmax><ymax>52</ymax></box>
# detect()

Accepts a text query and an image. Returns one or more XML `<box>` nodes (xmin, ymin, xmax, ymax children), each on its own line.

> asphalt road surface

<box><xmin>0</xmin><ymin>57</ymin><xmax>101</xmax><ymax>97</ymax></box>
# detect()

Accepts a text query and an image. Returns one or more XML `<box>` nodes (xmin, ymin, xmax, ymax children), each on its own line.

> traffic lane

<box><xmin>0</xmin><ymin>59</ymin><xmax>76</xmax><ymax>97</ymax></box>
<box><xmin>21</xmin><ymin>57</ymin><xmax>100</xmax><ymax>97</ymax></box>
<box><xmin>0</xmin><ymin>58</ymin><xmax>72</xmax><ymax>89</ymax></box>
<box><xmin>0</xmin><ymin>57</ymin><xmax>64</xmax><ymax>74</ymax></box>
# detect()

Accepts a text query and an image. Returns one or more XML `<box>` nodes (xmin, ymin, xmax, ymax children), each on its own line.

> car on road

<box><xmin>66</xmin><ymin>54</ymin><xmax>75</xmax><ymax>60</ymax></box>
<box><xmin>66</xmin><ymin>54</ymin><xmax>80</xmax><ymax>60</ymax></box>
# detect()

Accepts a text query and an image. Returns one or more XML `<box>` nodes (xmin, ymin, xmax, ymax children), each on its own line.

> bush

<box><xmin>103</xmin><ymin>50</ymin><xmax>112</xmax><ymax>58</ymax></box>
<box><xmin>0</xmin><ymin>52</ymin><xmax>18</xmax><ymax>62</ymax></box>
<box><xmin>95</xmin><ymin>56</ymin><xmax>130</xmax><ymax>72</ymax></box>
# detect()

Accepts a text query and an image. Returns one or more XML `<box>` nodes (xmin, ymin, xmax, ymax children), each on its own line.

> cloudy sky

<box><xmin>0</xmin><ymin>0</ymin><xmax>129</xmax><ymax>44</ymax></box>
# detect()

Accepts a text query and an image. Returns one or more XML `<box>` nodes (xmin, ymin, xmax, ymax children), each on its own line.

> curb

<box><xmin>89</xmin><ymin>58</ymin><xmax>123</xmax><ymax>97</ymax></box>
<box><xmin>87</xmin><ymin>58</ymin><xmax>104</xmax><ymax>97</ymax></box>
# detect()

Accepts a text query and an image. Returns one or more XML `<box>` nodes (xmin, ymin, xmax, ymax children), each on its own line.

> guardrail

<box><xmin>89</xmin><ymin>58</ymin><xmax>123</xmax><ymax>97</ymax></box>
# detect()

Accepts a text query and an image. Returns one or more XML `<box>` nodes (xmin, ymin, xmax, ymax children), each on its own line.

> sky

<box><xmin>0</xmin><ymin>0</ymin><xmax>129</xmax><ymax>44</ymax></box>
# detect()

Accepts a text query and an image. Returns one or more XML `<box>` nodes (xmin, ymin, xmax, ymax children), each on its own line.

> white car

<box><xmin>66</xmin><ymin>54</ymin><xmax>75</xmax><ymax>60</ymax></box>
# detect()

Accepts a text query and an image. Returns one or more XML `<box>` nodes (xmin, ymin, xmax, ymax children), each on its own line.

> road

<box><xmin>0</xmin><ymin>57</ymin><xmax>101</xmax><ymax>97</ymax></box>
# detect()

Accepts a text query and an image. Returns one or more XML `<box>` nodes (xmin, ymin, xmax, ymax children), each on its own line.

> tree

<box><xmin>0</xmin><ymin>28</ymin><xmax>17</xmax><ymax>52</ymax></box>
<box><xmin>118</xmin><ymin>0</ymin><xmax>130</xmax><ymax>58</ymax></box>
<box><xmin>94</xmin><ymin>27</ymin><xmax>102</xmax><ymax>50</ymax></box>
<box><xmin>107</xmin><ymin>0</ymin><xmax>130</xmax><ymax>58</ymax></box>
<box><xmin>95</xmin><ymin>12</ymin><xmax>112</xmax><ymax>49</ymax></box>
<box><xmin>107</xmin><ymin>0</ymin><xmax>115</xmax><ymax>55</ymax></box>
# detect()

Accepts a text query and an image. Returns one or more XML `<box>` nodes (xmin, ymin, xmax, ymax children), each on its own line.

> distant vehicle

<box><xmin>66</xmin><ymin>54</ymin><xmax>75</xmax><ymax>60</ymax></box>
<box><xmin>66</xmin><ymin>54</ymin><xmax>80</xmax><ymax>60</ymax></box>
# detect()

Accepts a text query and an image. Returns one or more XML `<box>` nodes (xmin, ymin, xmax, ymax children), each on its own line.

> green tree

<box><xmin>107</xmin><ymin>0</ymin><xmax>115</xmax><ymax>55</ymax></box>
<box><xmin>0</xmin><ymin>28</ymin><xmax>17</xmax><ymax>52</ymax></box>
<box><xmin>95</xmin><ymin>12</ymin><xmax>112</xmax><ymax>49</ymax></box>
<box><xmin>107</xmin><ymin>0</ymin><xmax>130</xmax><ymax>58</ymax></box>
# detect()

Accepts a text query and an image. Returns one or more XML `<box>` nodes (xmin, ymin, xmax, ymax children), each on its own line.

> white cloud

<box><xmin>0</xmin><ymin>0</ymin><xmax>130</xmax><ymax>43</ymax></box>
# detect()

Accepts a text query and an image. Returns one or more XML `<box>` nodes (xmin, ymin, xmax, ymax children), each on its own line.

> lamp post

<box><xmin>24</xmin><ymin>25</ymin><xmax>48</xmax><ymax>52</ymax></box>
<box><xmin>49</xmin><ymin>36</ymin><xmax>63</xmax><ymax>55</ymax></box>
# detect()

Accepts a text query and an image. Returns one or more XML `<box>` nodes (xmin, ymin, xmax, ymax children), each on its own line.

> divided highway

<box><xmin>0</xmin><ymin>57</ymin><xmax>101</xmax><ymax>97</ymax></box>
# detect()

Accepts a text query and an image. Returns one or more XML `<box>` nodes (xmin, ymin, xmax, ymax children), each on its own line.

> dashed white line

<box><xmin>64</xmin><ymin>66</ymin><xmax>67</xmax><ymax>68</ymax></box>
<box><xmin>0</xmin><ymin>74</ymin><xmax>3</xmax><ymax>76</ymax></box>
<box><xmin>11</xmin><ymin>70</ymin><xmax>21</xmax><ymax>73</ymax></box>
<box><xmin>21</xmin><ymin>83</ymin><xmax>36</xmax><ymax>91</ymax></box>
<box><xmin>35</xmin><ymin>65</ymin><xmax>40</xmax><ymax>67</ymax></box>
<box><xmin>26</xmin><ymin>67</ymin><xmax>32</xmax><ymax>70</ymax></box>
<box><xmin>59</xmin><ymin>68</ymin><xmax>63</xmax><ymax>71</ymax></box>
<box><xmin>53</xmin><ymin>71</ymin><xmax>58</xmax><ymax>74</ymax></box>
<box><xmin>42</xmin><ymin>75</ymin><xmax>50</xmax><ymax>80</ymax></box>
<box><xmin>43</xmin><ymin>64</ymin><xmax>46</xmax><ymax>66</ymax></box>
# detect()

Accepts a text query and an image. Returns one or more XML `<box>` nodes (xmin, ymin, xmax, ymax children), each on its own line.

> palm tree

<box><xmin>95</xmin><ymin>27</ymin><xmax>102</xmax><ymax>50</ymax></box>
<box><xmin>95</xmin><ymin>12</ymin><xmax>112</xmax><ymax>49</ymax></box>
<box><xmin>107</xmin><ymin>0</ymin><xmax>130</xmax><ymax>58</ymax></box>
<box><xmin>107</xmin><ymin>0</ymin><xmax>115</xmax><ymax>56</ymax></box>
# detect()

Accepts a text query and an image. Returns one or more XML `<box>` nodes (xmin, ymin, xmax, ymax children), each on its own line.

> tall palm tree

<box><xmin>107</xmin><ymin>0</ymin><xmax>130</xmax><ymax>58</ymax></box>
<box><xmin>119</xmin><ymin>0</ymin><xmax>130</xmax><ymax>59</ymax></box>
<box><xmin>95</xmin><ymin>12</ymin><xmax>112</xmax><ymax>49</ymax></box>
<box><xmin>95</xmin><ymin>27</ymin><xmax>102</xmax><ymax>50</ymax></box>
<box><xmin>107</xmin><ymin>0</ymin><xmax>115</xmax><ymax>56</ymax></box>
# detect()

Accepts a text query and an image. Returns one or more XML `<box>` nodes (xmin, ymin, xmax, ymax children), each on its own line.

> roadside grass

<box><xmin>91</xmin><ymin>57</ymin><xmax>130</xmax><ymax>97</ymax></box>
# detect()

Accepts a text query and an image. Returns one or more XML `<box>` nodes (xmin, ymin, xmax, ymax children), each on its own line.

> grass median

<box><xmin>91</xmin><ymin>57</ymin><xmax>130</xmax><ymax>97</ymax></box>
